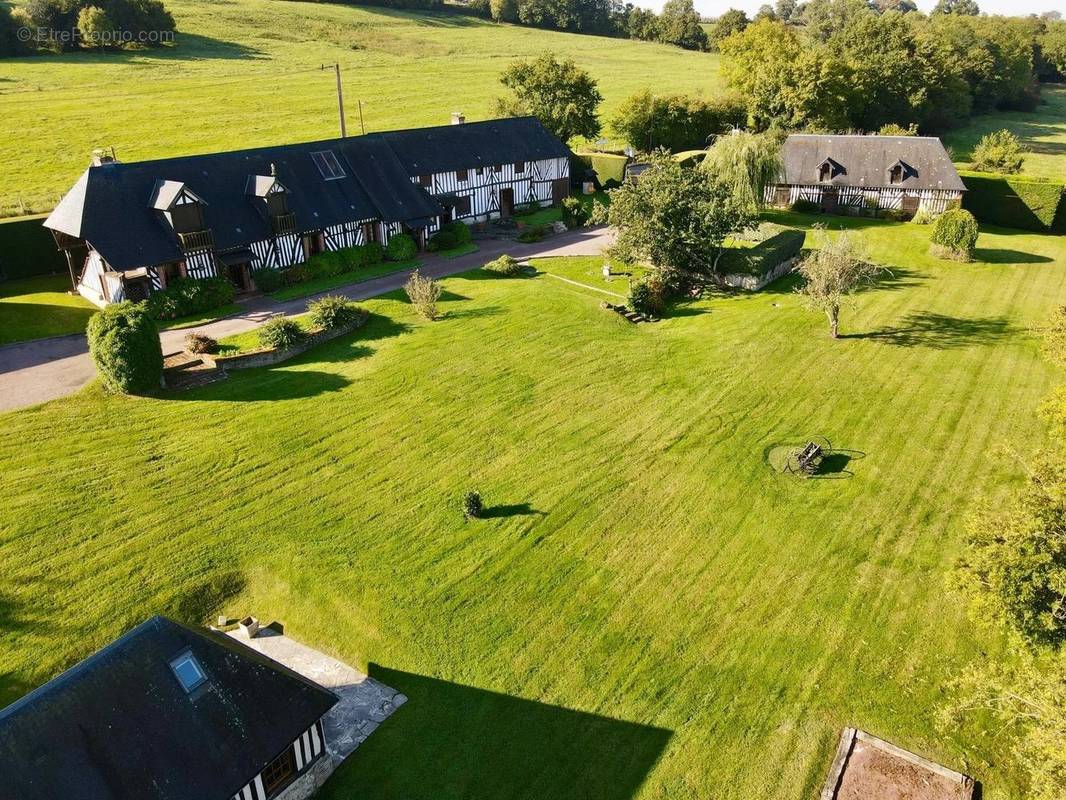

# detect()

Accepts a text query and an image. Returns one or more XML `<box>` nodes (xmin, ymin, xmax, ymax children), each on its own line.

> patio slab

<box><xmin>225</xmin><ymin>626</ymin><xmax>406</xmax><ymax>760</ymax></box>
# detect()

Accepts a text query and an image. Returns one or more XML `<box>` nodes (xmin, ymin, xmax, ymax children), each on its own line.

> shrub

<box><xmin>386</xmin><ymin>233</ymin><xmax>418</xmax><ymax>262</ymax></box>
<box><xmin>461</xmin><ymin>491</ymin><xmax>483</xmax><ymax>519</ymax></box>
<box><xmin>257</xmin><ymin>316</ymin><xmax>304</xmax><ymax>350</ymax></box>
<box><xmin>442</xmin><ymin>221</ymin><xmax>472</xmax><ymax>245</ymax></box>
<box><xmin>427</xmin><ymin>229</ymin><xmax>458</xmax><ymax>252</ymax></box>
<box><xmin>282</xmin><ymin>264</ymin><xmax>311</xmax><ymax>286</ymax></box>
<box><xmin>910</xmin><ymin>209</ymin><xmax>937</xmax><ymax>226</ymax></box>
<box><xmin>959</xmin><ymin>170</ymin><xmax>1064</xmax><ymax>233</ymax></box>
<box><xmin>184</xmin><ymin>332</ymin><xmax>218</xmax><ymax>354</ymax></box>
<box><xmin>628</xmin><ymin>273</ymin><xmax>667</xmax><ymax>316</ymax></box>
<box><xmin>253</xmin><ymin>267</ymin><xmax>283</xmax><ymax>293</ymax></box>
<box><xmin>971</xmin><ymin>129</ymin><xmax>1025</xmax><ymax>174</ymax></box>
<box><xmin>483</xmin><ymin>255</ymin><xmax>523</xmax><ymax>277</ymax></box>
<box><xmin>307</xmin><ymin>250</ymin><xmax>346</xmax><ymax>279</ymax></box>
<box><xmin>562</xmin><ymin>196</ymin><xmax>588</xmax><ymax>228</ymax></box>
<box><xmin>517</xmin><ymin>224</ymin><xmax>550</xmax><ymax>243</ymax></box>
<box><xmin>404</xmin><ymin>269</ymin><xmax>442</xmax><ymax>320</ymax></box>
<box><xmin>352</xmin><ymin>241</ymin><xmax>384</xmax><ymax>267</ymax></box>
<box><xmin>930</xmin><ymin>208</ymin><xmax>979</xmax><ymax>260</ymax></box>
<box><xmin>145</xmin><ymin>276</ymin><xmax>235</xmax><ymax>321</ymax></box>
<box><xmin>307</xmin><ymin>295</ymin><xmax>363</xmax><ymax>330</ymax></box>
<box><xmin>716</xmin><ymin>229</ymin><xmax>805</xmax><ymax>277</ymax></box>
<box><xmin>87</xmin><ymin>301</ymin><xmax>163</xmax><ymax>394</ymax></box>
<box><xmin>791</xmin><ymin>198</ymin><xmax>819</xmax><ymax>214</ymax></box>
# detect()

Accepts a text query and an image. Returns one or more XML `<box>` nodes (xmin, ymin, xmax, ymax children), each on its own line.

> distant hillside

<box><xmin>0</xmin><ymin>0</ymin><xmax>723</xmax><ymax>217</ymax></box>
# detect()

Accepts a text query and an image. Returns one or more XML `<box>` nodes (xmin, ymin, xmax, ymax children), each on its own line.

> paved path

<box><xmin>0</xmin><ymin>226</ymin><xmax>613</xmax><ymax>412</ymax></box>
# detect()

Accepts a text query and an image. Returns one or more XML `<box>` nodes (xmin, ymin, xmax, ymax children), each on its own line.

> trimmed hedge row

<box><xmin>958</xmin><ymin>170</ymin><xmax>1065</xmax><ymax>233</ymax></box>
<box><xmin>572</xmin><ymin>152</ymin><xmax>629</xmax><ymax>189</ymax></box>
<box><xmin>718</xmin><ymin>229</ymin><xmax>806</xmax><ymax>277</ymax></box>
<box><xmin>0</xmin><ymin>215</ymin><xmax>68</xmax><ymax>281</ymax></box>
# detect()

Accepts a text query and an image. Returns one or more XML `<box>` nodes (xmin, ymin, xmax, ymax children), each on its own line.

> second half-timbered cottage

<box><xmin>44</xmin><ymin>115</ymin><xmax>572</xmax><ymax>306</ymax></box>
<box><xmin>0</xmin><ymin>616</ymin><xmax>338</xmax><ymax>800</ymax></box>
<box><xmin>767</xmin><ymin>134</ymin><xmax>966</xmax><ymax>217</ymax></box>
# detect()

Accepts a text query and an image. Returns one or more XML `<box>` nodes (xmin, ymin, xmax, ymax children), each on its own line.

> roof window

<box><xmin>169</xmin><ymin>651</ymin><xmax>208</xmax><ymax>693</ymax></box>
<box><xmin>311</xmin><ymin>151</ymin><xmax>346</xmax><ymax>180</ymax></box>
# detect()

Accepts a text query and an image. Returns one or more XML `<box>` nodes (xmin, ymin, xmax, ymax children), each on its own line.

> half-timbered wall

<box><xmin>323</xmin><ymin>219</ymin><xmax>374</xmax><ymax>251</ymax></box>
<box><xmin>230</xmin><ymin>719</ymin><xmax>326</xmax><ymax>800</ymax></box>
<box><xmin>766</xmin><ymin>184</ymin><xmax>962</xmax><ymax>214</ymax></box>
<box><xmin>247</xmin><ymin>233</ymin><xmax>305</xmax><ymax>271</ymax></box>
<box><xmin>416</xmin><ymin>157</ymin><xmax>570</xmax><ymax>223</ymax></box>
<box><xmin>183</xmin><ymin>249</ymin><xmax>218</xmax><ymax>280</ymax></box>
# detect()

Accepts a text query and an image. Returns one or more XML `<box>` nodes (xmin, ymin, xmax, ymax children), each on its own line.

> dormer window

<box><xmin>888</xmin><ymin>160</ymin><xmax>914</xmax><ymax>185</ymax></box>
<box><xmin>817</xmin><ymin>158</ymin><xmax>844</xmax><ymax>183</ymax></box>
<box><xmin>169</xmin><ymin>651</ymin><xmax>207</xmax><ymax>693</ymax></box>
<box><xmin>266</xmin><ymin>191</ymin><xmax>288</xmax><ymax>217</ymax></box>
<box><xmin>150</xmin><ymin>180</ymin><xmax>208</xmax><ymax>234</ymax></box>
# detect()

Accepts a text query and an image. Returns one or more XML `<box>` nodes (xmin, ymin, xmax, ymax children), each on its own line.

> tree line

<box><xmin>715</xmin><ymin>0</ymin><xmax>1066</xmax><ymax>133</ymax></box>
<box><xmin>0</xmin><ymin>0</ymin><xmax>176</xmax><ymax>55</ymax></box>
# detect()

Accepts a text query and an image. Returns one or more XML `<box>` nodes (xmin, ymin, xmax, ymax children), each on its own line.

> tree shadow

<box><xmin>972</xmin><ymin>248</ymin><xmax>1054</xmax><ymax>265</ymax></box>
<box><xmin>319</xmin><ymin>666</ymin><xmax>672</xmax><ymax>800</ymax></box>
<box><xmin>445</xmin><ymin>306</ymin><xmax>504</xmax><ymax>321</ymax></box>
<box><xmin>844</xmin><ymin>312</ymin><xmax>1016</xmax><ymax>349</ymax></box>
<box><xmin>180</xmin><ymin>368</ymin><xmax>350</xmax><ymax>401</ymax></box>
<box><xmin>18</xmin><ymin>32</ymin><xmax>263</xmax><ymax>65</ymax></box>
<box><xmin>480</xmin><ymin>503</ymin><xmax>545</xmax><ymax>519</ymax></box>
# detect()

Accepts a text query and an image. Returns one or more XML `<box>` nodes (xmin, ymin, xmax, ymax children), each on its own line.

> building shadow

<box><xmin>972</xmin><ymin>248</ymin><xmax>1053</xmax><ymax>265</ymax></box>
<box><xmin>843</xmin><ymin>312</ymin><xmax>1016</xmax><ymax>349</ymax></box>
<box><xmin>318</xmin><ymin>666</ymin><xmax>672</xmax><ymax>800</ymax></box>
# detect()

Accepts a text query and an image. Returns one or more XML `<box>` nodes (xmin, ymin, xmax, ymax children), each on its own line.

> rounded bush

<box><xmin>307</xmin><ymin>295</ymin><xmax>363</xmax><ymax>330</ymax></box>
<box><xmin>87</xmin><ymin>301</ymin><xmax>163</xmax><ymax>394</ymax></box>
<box><xmin>483</xmin><ymin>255</ymin><xmax>523</xmax><ymax>277</ymax></box>
<box><xmin>253</xmin><ymin>267</ymin><xmax>283</xmax><ymax>293</ymax></box>
<box><xmin>145</xmin><ymin>276</ymin><xmax>235</xmax><ymax>320</ymax></box>
<box><xmin>386</xmin><ymin>233</ymin><xmax>418</xmax><ymax>262</ymax></box>
<box><xmin>442</xmin><ymin>221</ymin><xmax>472</xmax><ymax>245</ymax></box>
<box><xmin>628</xmin><ymin>274</ymin><xmax>666</xmax><ymax>316</ymax></box>
<box><xmin>256</xmin><ymin>316</ymin><xmax>304</xmax><ymax>350</ymax></box>
<box><xmin>427</xmin><ymin>229</ymin><xmax>457</xmax><ymax>252</ymax></box>
<box><xmin>359</xmin><ymin>241</ymin><xmax>385</xmax><ymax>266</ymax></box>
<box><xmin>308</xmin><ymin>251</ymin><xmax>345</xmax><ymax>279</ymax></box>
<box><xmin>930</xmin><ymin>208</ymin><xmax>979</xmax><ymax>260</ymax></box>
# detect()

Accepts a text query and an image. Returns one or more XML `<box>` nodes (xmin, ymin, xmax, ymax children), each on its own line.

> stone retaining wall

<box><xmin>197</xmin><ymin>313</ymin><xmax>367</xmax><ymax>371</ymax></box>
<box><xmin>718</xmin><ymin>256</ymin><xmax>800</xmax><ymax>292</ymax></box>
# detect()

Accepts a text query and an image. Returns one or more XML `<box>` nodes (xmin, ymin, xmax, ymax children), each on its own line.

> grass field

<box><xmin>945</xmin><ymin>83</ymin><xmax>1066</xmax><ymax>182</ymax></box>
<box><xmin>1</xmin><ymin>216</ymin><xmax>1063</xmax><ymax>798</ymax></box>
<box><xmin>0</xmin><ymin>0</ymin><xmax>723</xmax><ymax>217</ymax></box>
<box><xmin>0</xmin><ymin>273</ymin><xmax>95</xmax><ymax>344</ymax></box>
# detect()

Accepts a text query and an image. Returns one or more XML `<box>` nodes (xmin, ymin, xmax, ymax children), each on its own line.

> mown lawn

<box><xmin>0</xmin><ymin>0</ymin><xmax>723</xmax><ymax>216</ymax></box>
<box><xmin>0</xmin><ymin>273</ymin><xmax>95</xmax><ymax>344</ymax></box>
<box><xmin>1</xmin><ymin>218</ymin><xmax>1064</xmax><ymax>799</ymax></box>
<box><xmin>945</xmin><ymin>83</ymin><xmax>1066</xmax><ymax>182</ymax></box>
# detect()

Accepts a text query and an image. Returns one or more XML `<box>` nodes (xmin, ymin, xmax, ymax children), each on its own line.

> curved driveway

<box><xmin>0</xmin><ymin>227</ymin><xmax>613</xmax><ymax>413</ymax></box>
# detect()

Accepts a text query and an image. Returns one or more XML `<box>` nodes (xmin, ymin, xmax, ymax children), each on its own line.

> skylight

<box><xmin>169</xmin><ymin>651</ymin><xmax>207</xmax><ymax>693</ymax></box>
<box><xmin>311</xmin><ymin>150</ymin><xmax>345</xmax><ymax>180</ymax></box>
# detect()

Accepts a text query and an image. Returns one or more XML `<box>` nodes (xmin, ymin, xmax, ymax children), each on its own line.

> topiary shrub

<box><xmin>184</xmin><ymin>332</ymin><xmax>218</xmax><ymax>354</ymax></box>
<box><xmin>257</xmin><ymin>316</ymin><xmax>304</xmax><ymax>350</ymax></box>
<box><xmin>87</xmin><ymin>301</ymin><xmax>163</xmax><ymax>394</ymax></box>
<box><xmin>253</xmin><ymin>267</ymin><xmax>283</xmax><ymax>293</ymax></box>
<box><xmin>930</xmin><ymin>208</ymin><xmax>979</xmax><ymax>261</ymax></box>
<box><xmin>483</xmin><ymin>255</ymin><xmax>523</xmax><ymax>277</ymax></box>
<box><xmin>461</xmin><ymin>491</ymin><xmax>483</xmax><ymax>519</ymax></box>
<box><xmin>427</xmin><ymin>229</ymin><xmax>458</xmax><ymax>252</ymax></box>
<box><xmin>307</xmin><ymin>295</ymin><xmax>363</xmax><ymax>330</ymax></box>
<box><xmin>386</xmin><ymin>233</ymin><xmax>418</xmax><ymax>262</ymax></box>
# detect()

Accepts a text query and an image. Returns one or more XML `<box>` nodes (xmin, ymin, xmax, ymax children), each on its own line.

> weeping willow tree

<box><xmin>700</xmin><ymin>130</ymin><xmax>783</xmax><ymax>214</ymax></box>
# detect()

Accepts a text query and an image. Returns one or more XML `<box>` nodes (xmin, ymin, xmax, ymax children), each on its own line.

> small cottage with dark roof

<box><xmin>0</xmin><ymin>616</ymin><xmax>339</xmax><ymax>800</ymax></box>
<box><xmin>45</xmin><ymin>115</ymin><xmax>571</xmax><ymax>307</ymax></box>
<box><xmin>767</xmin><ymin>134</ymin><xmax>965</xmax><ymax>218</ymax></box>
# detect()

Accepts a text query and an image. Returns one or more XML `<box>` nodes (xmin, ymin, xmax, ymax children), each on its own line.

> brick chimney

<box><xmin>450</xmin><ymin>112</ymin><xmax>465</xmax><ymax>125</ymax></box>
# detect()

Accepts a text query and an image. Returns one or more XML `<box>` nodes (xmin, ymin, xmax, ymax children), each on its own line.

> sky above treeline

<box><xmin>656</xmin><ymin>0</ymin><xmax>1063</xmax><ymax>16</ymax></box>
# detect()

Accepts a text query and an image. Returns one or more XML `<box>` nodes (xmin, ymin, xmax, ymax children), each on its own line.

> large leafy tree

<box><xmin>700</xmin><ymin>130</ymin><xmax>781</xmax><ymax>214</ymax></box>
<box><xmin>494</xmin><ymin>53</ymin><xmax>603</xmax><ymax>143</ymax></box>
<box><xmin>1040</xmin><ymin>20</ymin><xmax>1066</xmax><ymax>79</ymax></box>
<box><xmin>657</xmin><ymin>0</ymin><xmax>708</xmax><ymax>51</ymax></box>
<box><xmin>605</xmin><ymin>151</ymin><xmax>756</xmax><ymax>277</ymax></box>
<box><xmin>932</xmin><ymin>0</ymin><xmax>979</xmax><ymax>15</ymax></box>
<box><xmin>610</xmin><ymin>90</ymin><xmax>745</xmax><ymax>152</ymax></box>
<box><xmin>708</xmin><ymin>8</ymin><xmax>749</xmax><ymax>50</ymax></box>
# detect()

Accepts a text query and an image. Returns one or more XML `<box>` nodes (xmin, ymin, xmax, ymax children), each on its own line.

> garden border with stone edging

<box><xmin>195</xmin><ymin>311</ymin><xmax>368</xmax><ymax>371</ymax></box>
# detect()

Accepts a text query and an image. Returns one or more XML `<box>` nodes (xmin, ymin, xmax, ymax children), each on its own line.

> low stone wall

<box><xmin>718</xmin><ymin>256</ymin><xmax>800</xmax><ymax>292</ymax></box>
<box><xmin>197</xmin><ymin>313</ymin><xmax>367</xmax><ymax>371</ymax></box>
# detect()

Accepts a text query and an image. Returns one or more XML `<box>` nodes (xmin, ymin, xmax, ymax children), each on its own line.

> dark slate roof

<box><xmin>0</xmin><ymin>616</ymin><xmax>338</xmax><ymax>800</ymax></box>
<box><xmin>44</xmin><ymin>117</ymin><xmax>569</xmax><ymax>271</ymax></box>
<box><xmin>779</xmin><ymin>134</ymin><xmax>966</xmax><ymax>192</ymax></box>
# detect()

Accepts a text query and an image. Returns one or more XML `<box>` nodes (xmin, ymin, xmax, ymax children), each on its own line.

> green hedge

<box><xmin>718</xmin><ymin>230</ymin><xmax>806</xmax><ymax>277</ymax></box>
<box><xmin>958</xmin><ymin>170</ymin><xmax>1065</xmax><ymax>233</ymax></box>
<box><xmin>573</xmin><ymin>153</ymin><xmax>629</xmax><ymax>189</ymax></box>
<box><xmin>0</xmin><ymin>215</ymin><xmax>68</xmax><ymax>281</ymax></box>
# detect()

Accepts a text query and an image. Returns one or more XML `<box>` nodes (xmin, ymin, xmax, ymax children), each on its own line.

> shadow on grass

<box><xmin>972</xmin><ymin>248</ymin><xmax>1054</xmax><ymax>265</ymax></box>
<box><xmin>481</xmin><ymin>503</ymin><xmax>545</xmax><ymax>519</ymax></box>
<box><xmin>319</xmin><ymin>666</ymin><xmax>672</xmax><ymax>800</ymax></box>
<box><xmin>185</xmin><ymin>369</ymin><xmax>350</xmax><ymax>401</ymax></box>
<box><xmin>19</xmin><ymin>32</ymin><xmax>263</xmax><ymax>66</ymax></box>
<box><xmin>844</xmin><ymin>312</ymin><xmax>1017</xmax><ymax>349</ymax></box>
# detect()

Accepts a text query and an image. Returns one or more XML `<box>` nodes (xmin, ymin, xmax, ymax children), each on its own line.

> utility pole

<box><xmin>323</xmin><ymin>63</ymin><xmax>347</xmax><ymax>138</ymax></box>
<box><xmin>358</xmin><ymin>100</ymin><xmax>366</xmax><ymax>136</ymax></box>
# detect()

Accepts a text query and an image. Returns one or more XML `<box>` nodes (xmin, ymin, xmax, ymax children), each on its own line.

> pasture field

<box><xmin>0</xmin><ymin>273</ymin><xmax>95</xmax><ymax>344</ymax></box>
<box><xmin>945</xmin><ymin>83</ymin><xmax>1066</xmax><ymax>182</ymax></box>
<box><xmin>1</xmin><ymin>217</ymin><xmax>1063</xmax><ymax>798</ymax></box>
<box><xmin>0</xmin><ymin>0</ymin><xmax>723</xmax><ymax>217</ymax></box>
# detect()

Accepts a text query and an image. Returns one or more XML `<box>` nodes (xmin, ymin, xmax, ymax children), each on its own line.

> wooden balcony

<box><xmin>177</xmin><ymin>229</ymin><xmax>214</xmax><ymax>252</ymax></box>
<box><xmin>272</xmin><ymin>212</ymin><xmax>297</xmax><ymax>236</ymax></box>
